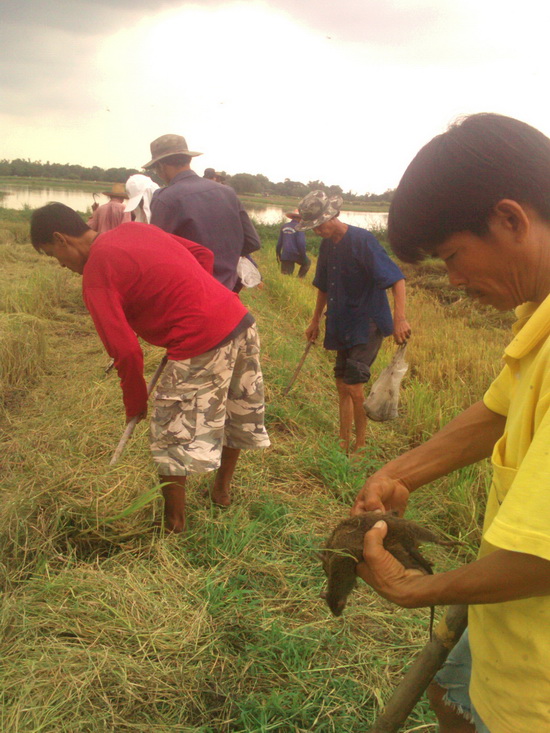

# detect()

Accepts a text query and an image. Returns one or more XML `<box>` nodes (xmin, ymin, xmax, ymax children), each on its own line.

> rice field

<box><xmin>0</xmin><ymin>216</ymin><xmax>512</xmax><ymax>732</ymax></box>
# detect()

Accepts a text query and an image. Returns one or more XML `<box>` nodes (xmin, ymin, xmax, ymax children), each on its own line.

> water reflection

<box><xmin>245</xmin><ymin>203</ymin><xmax>388</xmax><ymax>230</ymax></box>
<box><xmin>0</xmin><ymin>184</ymin><xmax>97</xmax><ymax>213</ymax></box>
<box><xmin>0</xmin><ymin>184</ymin><xmax>388</xmax><ymax>229</ymax></box>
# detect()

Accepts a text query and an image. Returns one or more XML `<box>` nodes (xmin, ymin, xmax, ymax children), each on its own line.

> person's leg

<box><xmin>347</xmin><ymin>382</ymin><xmax>368</xmax><ymax>453</ymax></box>
<box><xmin>297</xmin><ymin>256</ymin><xmax>311</xmax><ymax>278</ymax></box>
<box><xmin>209</xmin><ymin>446</ymin><xmax>241</xmax><ymax>506</ymax></box>
<box><xmin>280</xmin><ymin>260</ymin><xmax>295</xmax><ymax>275</ymax></box>
<box><xmin>336</xmin><ymin>377</ymin><xmax>354</xmax><ymax>454</ymax></box>
<box><xmin>150</xmin><ymin>351</ymin><xmax>231</xmax><ymax>531</ymax></box>
<box><xmin>219</xmin><ymin>325</ymin><xmax>270</xmax><ymax>493</ymax></box>
<box><xmin>334</xmin><ymin>351</ymin><xmax>353</xmax><ymax>452</ymax></box>
<box><xmin>343</xmin><ymin>327</ymin><xmax>385</xmax><ymax>453</ymax></box>
<box><xmin>427</xmin><ymin>683</ymin><xmax>476</xmax><ymax>733</ymax></box>
<box><xmin>159</xmin><ymin>475</ymin><xmax>187</xmax><ymax>532</ymax></box>
<box><xmin>429</xmin><ymin>630</ymin><xmax>490</xmax><ymax>733</ymax></box>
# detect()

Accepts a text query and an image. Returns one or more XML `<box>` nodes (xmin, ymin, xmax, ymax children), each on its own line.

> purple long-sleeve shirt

<box><xmin>150</xmin><ymin>170</ymin><xmax>261</xmax><ymax>290</ymax></box>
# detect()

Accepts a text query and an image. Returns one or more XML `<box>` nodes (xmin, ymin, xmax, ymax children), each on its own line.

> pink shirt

<box><xmin>87</xmin><ymin>200</ymin><xmax>131</xmax><ymax>234</ymax></box>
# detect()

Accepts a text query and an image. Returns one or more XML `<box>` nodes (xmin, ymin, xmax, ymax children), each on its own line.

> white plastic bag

<box><xmin>236</xmin><ymin>257</ymin><xmax>262</xmax><ymax>288</ymax></box>
<box><xmin>364</xmin><ymin>343</ymin><xmax>408</xmax><ymax>421</ymax></box>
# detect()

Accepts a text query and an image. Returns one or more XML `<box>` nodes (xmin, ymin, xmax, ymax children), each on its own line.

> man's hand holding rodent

<box><xmin>351</xmin><ymin>474</ymin><xmax>410</xmax><ymax>516</ymax></box>
<box><xmin>356</xmin><ymin>520</ymin><xmax>426</xmax><ymax>608</ymax></box>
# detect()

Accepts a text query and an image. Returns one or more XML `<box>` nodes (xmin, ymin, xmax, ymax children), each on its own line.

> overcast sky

<box><xmin>1</xmin><ymin>0</ymin><xmax>549</xmax><ymax>193</ymax></box>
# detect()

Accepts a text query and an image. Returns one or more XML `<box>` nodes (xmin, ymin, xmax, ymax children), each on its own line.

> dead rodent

<box><xmin>320</xmin><ymin>512</ymin><xmax>456</xmax><ymax>621</ymax></box>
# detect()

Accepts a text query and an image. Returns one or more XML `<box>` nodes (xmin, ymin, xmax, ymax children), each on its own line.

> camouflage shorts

<box><xmin>150</xmin><ymin>324</ymin><xmax>270</xmax><ymax>476</ymax></box>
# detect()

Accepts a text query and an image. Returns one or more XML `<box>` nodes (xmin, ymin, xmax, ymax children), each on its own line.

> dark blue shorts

<box><xmin>333</xmin><ymin>324</ymin><xmax>383</xmax><ymax>384</ymax></box>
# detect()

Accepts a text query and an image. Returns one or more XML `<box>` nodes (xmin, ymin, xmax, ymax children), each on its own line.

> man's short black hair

<box><xmin>389</xmin><ymin>113</ymin><xmax>550</xmax><ymax>262</ymax></box>
<box><xmin>204</xmin><ymin>167</ymin><xmax>216</xmax><ymax>179</ymax></box>
<box><xmin>30</xmin><ymin>202</ymin><xmax>90</xmax><ymax>252</ymax></box>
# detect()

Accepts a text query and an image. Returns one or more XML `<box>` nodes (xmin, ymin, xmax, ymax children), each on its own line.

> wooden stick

<box><xmin>109</xmin><ymin>355</ymin><xmax>168</xmax><ymax>466</ymax></box>
<box><xmin>368</xmin><ymin>604</ymin><xmax>468</xmax><ymax>733</ymax></box>
<box><xmin>282</xmin><ymin>341</ymin><xmax>313</xmax><ymax>396</ymax></box>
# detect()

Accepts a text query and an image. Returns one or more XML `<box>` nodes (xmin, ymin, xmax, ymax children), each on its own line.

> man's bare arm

<box><xmin>305</xmin><ymin>289</ymin><xmax>328</xmax><ymax>343</ymax></box>
<box><xmin>358</xmin><ymin>520</ymin><xmax>550</xmax><ymax>607</ymax></box>
<box><xmin>390</xmin><ymin>278</ymin><xmax>411</xmax><ymax>344</ymax></box>
<box><xmin>352</xmin><ymin>400</ymin><xmax>506</xmax><ymax>515</ymax></box>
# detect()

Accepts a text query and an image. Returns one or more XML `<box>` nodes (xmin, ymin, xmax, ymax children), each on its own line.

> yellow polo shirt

<box><xmin>469</xmin><ymin>293</ymin><xmax>550</xmax><ymax>732</ymax></box>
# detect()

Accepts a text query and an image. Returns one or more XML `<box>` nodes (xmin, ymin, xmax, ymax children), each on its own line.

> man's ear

<box><xmin>491</xmin><ymin>199</ymin><xmax>530</xmax><ymax>241</ymax></box>
<box><xmin>52</xmin><ymin>231</ymin><xmax>66</xmax><ymax>246</ymax></box>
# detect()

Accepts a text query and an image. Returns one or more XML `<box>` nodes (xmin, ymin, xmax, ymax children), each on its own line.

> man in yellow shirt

<box><xmin>352</xmin><ymin>113</ymin><xmax>550</xmax><ymax>732</ymax></box>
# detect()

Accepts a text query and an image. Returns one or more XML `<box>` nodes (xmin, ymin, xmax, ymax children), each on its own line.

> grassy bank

<box><xmin>0</xmin><ymin>176</ymin><xmax>111</xmax><ymax>193</ymax></box>
<box><xmin>240</xmin><ymin>193</ymin><xmax>390</xmax><ymax>213</ymax></box>
<box><xmin>0</xmin><ymin>221</ymin><xmax>511</xmax><ymax>731</ymax></box>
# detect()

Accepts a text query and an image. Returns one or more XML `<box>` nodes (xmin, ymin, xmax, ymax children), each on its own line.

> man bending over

<box><xmin>30</xmin><ymin>204</ymin><xmax>270</xmax><ymax>532</ymax></box>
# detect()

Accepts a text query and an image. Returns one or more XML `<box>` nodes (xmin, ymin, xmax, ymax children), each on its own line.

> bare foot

<box><xmin>209</xmin><ymin>490</ymin><xmax>231</xmax><ymax>507</ymax></box>
<box><xmin>201</xmin><ymin>487</ymin><xmax>231</xmax><ymax>507</ymax></box>
<box><xmin>350</xmin><ymin>445</ymin><xmax>367</xmax><ymax>465</ymax></box>
<box><xmin>338</xmin><ymin>439</ymin><xmax>350</xmax><ymax>455</ymax></box>
<box><xmin>152</xmin><ymin>519</ymin><xmax>186</xmax><ymax>534</ymax></box>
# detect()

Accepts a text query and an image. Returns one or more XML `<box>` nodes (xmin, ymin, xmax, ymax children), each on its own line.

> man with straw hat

<box><xmin>145</xmin><ymin>134</ymin><xmax>261</xmax><ymax>291</ymax></box>
<box><xmin>300</xmin><ymin>190</ymin><xmax>411</xmax><ymax>456</ymax></box>
<box><xmin>87</xmin><ymin>182</ymin><xmax>131</xmax><ymax>234</ymax></box>
<box><xmin>276</xmin><ymin>209</ymin><xmax>311</xmax><ymax>277</ymax></box>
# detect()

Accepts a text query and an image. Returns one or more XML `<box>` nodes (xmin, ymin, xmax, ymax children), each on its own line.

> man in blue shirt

<box><xmin>276</xmin><ymin>210</ymin><xmax>311</xmax><ymax>277</ymax></box>
<box><xmin>144</xmin><ymin>134</ymin><xmax>261</xmax><ymax>291</ymax></box>
<box><xmin>301</xmin><ymin>191</ymin><xmax>411</xmax><ymax>455</ymax></box>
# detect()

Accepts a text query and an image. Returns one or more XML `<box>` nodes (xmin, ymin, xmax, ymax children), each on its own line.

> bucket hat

<box><xmin>124</xmin><ymin>174</ymin><xmax>160</xmax><ymax>221</ymax></box>
<box><xmin>143</xmin><ymin>134</ymin><xmax>202</xmax><ymax>169</ymax></box>
<box><xmin>102</xmin><ymin>182</ymin><xmax>129</xmax><ymax>199</ymax></box>
<box><xmin>295</xmin><ymin>190</ymin><xmax>343</xmax><ymax>230</ymax></box>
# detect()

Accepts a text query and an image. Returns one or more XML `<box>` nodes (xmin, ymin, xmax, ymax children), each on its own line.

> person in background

<box><xmin>203</xmin><ymin>167</ymin><xmax>225</xmax><ymax>184</ymax></box>
<box><xmin>124</xmin><ymin>174</ymin><xmax>159</xmax><ymax>223</ymax></box>
<box><xmin>301</xmin><ymin>190</ymin><xmax>410</xmax><ymax>455</ymax></box>
<box><xmin>276</xmin><ymin>209</ymin><xmax>311</xmax><ymax>277</ymax></box>
<box><xmin>146</xmin><ymin>134</ymin><xmax>261</xmax><ymax>291</ymax></box>
<box><xmin>87</xmin><ymin>182</ymin><xmax>131</xmax><ymax>234</ymax></box>
<box><xmin>352</xmin><ymin>113</ymin><xmax>550</xmax><ymax>733</ymax></box>
<box><xmin>30</xmin><ymin>203</ymin><xmax>270</xmax><ymax>533</ymax></box>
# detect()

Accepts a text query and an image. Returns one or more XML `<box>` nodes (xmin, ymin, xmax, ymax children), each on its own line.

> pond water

<box><xmin>0</xmin><ymin>183</ymin><xmax>388</xmax><ymax>229</ymax></box>
<box><xmin>0</xmin><ymin>183</ymin><xmax>99</xmax><ymax>213</ymax></box>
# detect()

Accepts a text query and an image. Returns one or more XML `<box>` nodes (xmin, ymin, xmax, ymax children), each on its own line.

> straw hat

<box><xmin>285</xmin><ymin>209</ymin><xmax>301</xmax><ymax>220</ymax></box>
<box><xmin>102</xmin><ymin>182</ymin><xmax>129</xmax><ymax>199</ymax></box>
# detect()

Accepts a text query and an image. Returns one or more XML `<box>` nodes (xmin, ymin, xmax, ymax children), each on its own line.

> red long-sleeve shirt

<box><xmin>82</xmin><ymin>223</ymin><xmax>249</xmax><ymax>418</ymax></box>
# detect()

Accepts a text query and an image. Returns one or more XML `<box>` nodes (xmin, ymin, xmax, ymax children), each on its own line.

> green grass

<box><xmin>0</xmin><ymin>176</ymin><xmax>112</xmax><ymax>192</ymax></box>
<box><xmin>0</xmin><ymin>221</ymin><xmax>511</xmax><ymax>731</ymax></box>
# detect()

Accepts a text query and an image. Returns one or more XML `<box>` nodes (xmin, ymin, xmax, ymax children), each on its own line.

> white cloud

<box><xmin>1</xmin><ymin>0</ymin><xmax>550</xmax><ymax>192</ymax></box>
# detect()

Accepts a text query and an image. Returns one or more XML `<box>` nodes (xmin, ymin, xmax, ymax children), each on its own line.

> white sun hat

<box><xmin>124</xmin><ymin>174</ymin><xmax>160</xmax><ymax>223</ymax></box>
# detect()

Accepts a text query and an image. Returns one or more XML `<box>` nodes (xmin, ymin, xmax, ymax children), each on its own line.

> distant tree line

<box><xmin>226</xmin><ymin>172</ymin><xmax>394</xmax><ymax>203</ymax></box>
<box><xmin>0</xmin><ymin>158</ymin><xmax>140</xmax><ymax>183</ymax></box>
<box><xmin>0</xmin><ymin>158</ymin><xmax>394</xmax><ymax>202</ymax></box>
